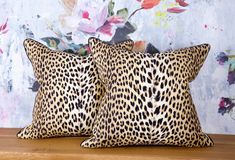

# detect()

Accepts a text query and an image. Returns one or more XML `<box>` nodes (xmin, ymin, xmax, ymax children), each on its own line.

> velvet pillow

<box><xmin>17</xmin><ymin>38</ymin><xmax>134</xmax><ymax>139</ymax></box>
<box><xmin>81</xmin><ymin>38</ymin><xmax>214</xmax><ymax>148</ymax></box>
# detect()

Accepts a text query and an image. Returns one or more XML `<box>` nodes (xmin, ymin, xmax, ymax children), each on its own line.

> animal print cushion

<box><xmin>81</xmin><ymin>38</ymin><xmax>214</xmax><ymax>148</ymax></box>
<box><xmin>17</xmin><ymin>38</ymin><xmax>134</xmax><ymax>139</ymax></box>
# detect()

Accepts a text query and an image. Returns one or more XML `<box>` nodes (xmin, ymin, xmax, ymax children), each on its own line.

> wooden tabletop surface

<box><xmin>0</xmin><ymin>128</ymin><xmax>234</xmax><ymax>160</ymax></box>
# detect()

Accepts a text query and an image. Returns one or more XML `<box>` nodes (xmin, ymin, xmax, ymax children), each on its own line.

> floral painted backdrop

<box><xmin>0</xmin><ymin>0</ymin><xmax>234</xmax><ymax>134</ymax></box>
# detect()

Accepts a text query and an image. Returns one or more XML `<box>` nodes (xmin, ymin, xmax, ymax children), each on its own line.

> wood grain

<box><xmin>0</xmin><ymin>128</ymin><xmax>234</xmax><ymax>160</ymax></box>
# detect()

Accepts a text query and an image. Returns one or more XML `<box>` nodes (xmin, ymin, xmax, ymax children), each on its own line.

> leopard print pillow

<box><xmin>17</xmin><ymin>38</ymin><xmax>134</xmax><ymax>139</ymax></box>
<box><xmin>81</xmin><ymin>38</ymin><xmax>214</xmax><ymax>148</ymax></box>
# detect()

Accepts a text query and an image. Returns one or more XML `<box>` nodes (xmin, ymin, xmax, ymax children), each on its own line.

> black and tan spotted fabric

<box><xmin>81</xmin><ymin>37</ymin><xmax>214</xmax><ymax>148</ymax></box>
<box><xmin>17</xmin><ymin>38</ymin><xmax>134</xmax><ymax>139</ymax></box>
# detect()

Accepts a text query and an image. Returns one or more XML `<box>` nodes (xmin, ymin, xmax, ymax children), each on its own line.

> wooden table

<box><xmin>0</xmin><ymin>128</ymin><xmax>234</xmax><ymax>160</ymax></box>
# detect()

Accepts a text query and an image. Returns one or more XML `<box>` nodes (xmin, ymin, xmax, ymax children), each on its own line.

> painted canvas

<box><xmin>0</xmin><ymin>0</ymin><xmax>234</xmax><ymax>134</ymax></box>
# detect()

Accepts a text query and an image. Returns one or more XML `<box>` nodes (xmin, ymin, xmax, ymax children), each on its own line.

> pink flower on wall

<box><xmin>130</xmin><ymin>0</ymin><xmax>189</xmax><ymax>20</ymax></box>
<box><xmin>60</xmin><ymin>0</ymin><xmax>125</xmax><ymax>43</ymax></box>
<box><xmin>141</xmin><ymin>0</ymin><xmax>161</xmax><ymax>9</ymax></box>
<box><xmin>76</xmin><ymin>7</ymin><xmax>124</xmax><ymax>36</ymax></box>
<box><xmin>129</xmin><ymin>0</ymin><xmax>161</xmax><ymax>19</ymax></box>
<box><xmin>218</xmin><ymin>97</ymin><xmax>235</xmax><ymax>120</ymax></box>
<box><xmin>176</xmin><ymin>0</ymin><xmax>189</xmax><ymax>7</ymax></box>
<box><xmin>0</xmin><ymin>18</ymin><xmax>9</xmax><ymax>55</ymax></box>
<box><xmin>135</xmin><ymin>0</ymin><xmax>161</xmax><ymax>9</ymax></box>
<box><xmin>167</xmin><ymin>0</ymin><xmax>189</xmax><ymax>13</ymax></box>
<box><xmin>167</xmin><ymin>7</ymin><xmax>186</xmax><ymax>13</ymax></box>
<box><xmin>0</xmin><ymin>19</ymin><xmax>8</xmax><ymax>35</ymax></box>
